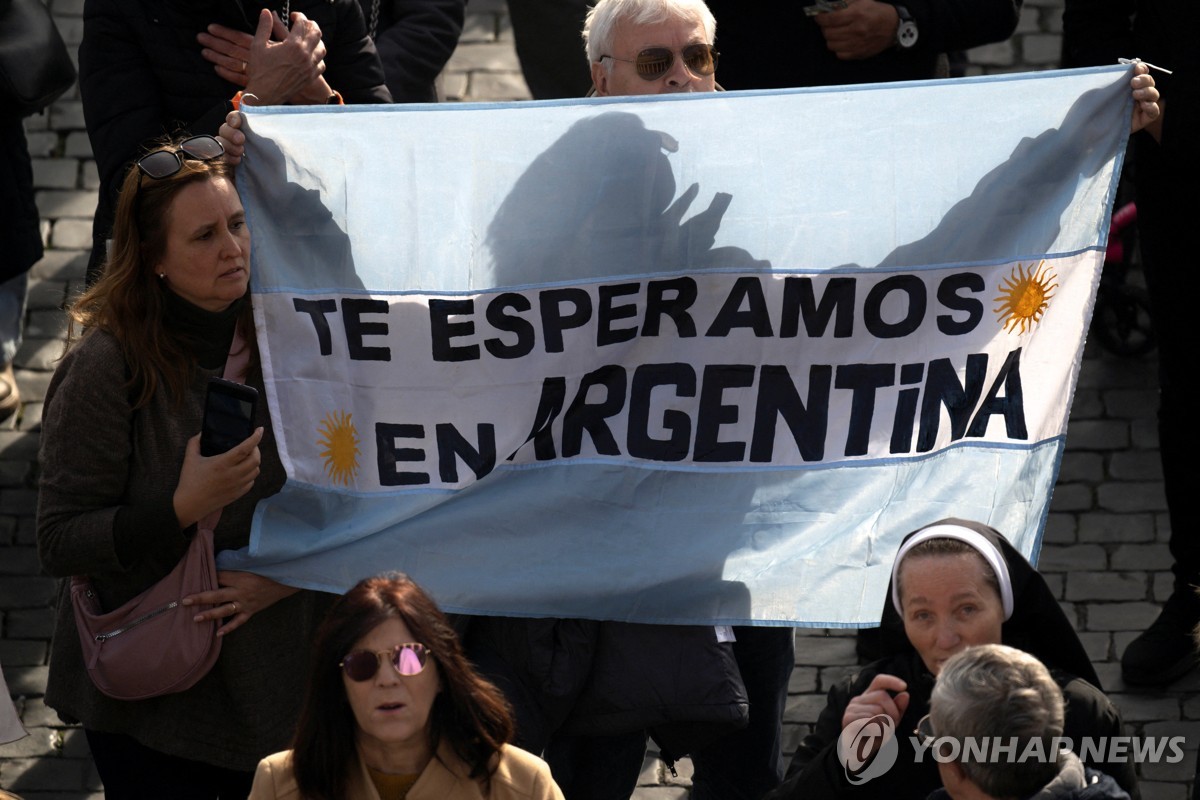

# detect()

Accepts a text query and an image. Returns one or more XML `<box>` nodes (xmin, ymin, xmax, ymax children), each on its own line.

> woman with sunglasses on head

<box><xmin>37</xmin><ymin>135</ymin><xmax>332</xmax><ymax>799</ymax></box>
<box><xmin>247</xmin><ymin>573</ymin><xmax>563</xmax><ymax>800</ymax></box>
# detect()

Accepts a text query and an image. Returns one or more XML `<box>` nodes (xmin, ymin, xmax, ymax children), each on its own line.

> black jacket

<box><xmin>79</xmin><ymin>0</ymin><xmax>391</xmax><ymax>282</ymax></box>
<box><xmin>1</xmin><ymin>114</ymin><xmax>42</xmax><ymax>283</ymax></box>
<box><xmin>703</xmin><ymin>0</ymin><xmax>1021</xmax><ymax>89</ymax></box>
<box><xmin>357</xmin><ymin>0</ymin><xmax>465</xmax><ymax>103</ymax></box>
<box><xmin>468</xmin><ymin>617</ymin><xmax>749</xmax><ymax>764</ymax></box>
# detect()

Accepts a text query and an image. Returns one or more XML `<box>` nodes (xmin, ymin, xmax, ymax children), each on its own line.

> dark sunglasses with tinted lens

<box><xmin>601</xmin><ymin>43</ymin><xmax>718</xmax><ymax>81</ymax></box>
<box><xmin>340</xmin><ymin>643</ymin><xmax>432</xmax><ymax>681</ymax></box>
<box><xmin>136</xmin><ymin>135</ymin><xmax>225</xmax><ymax>180</ymax></box>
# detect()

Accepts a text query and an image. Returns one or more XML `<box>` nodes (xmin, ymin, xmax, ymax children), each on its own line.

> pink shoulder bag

<box><xmin>70</xmin><ymin>328</ymin><xmax>251</xmax><ymax>700</ymax></box>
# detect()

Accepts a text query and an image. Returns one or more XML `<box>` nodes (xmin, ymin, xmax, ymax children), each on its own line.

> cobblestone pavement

<box><xmin>3</xmin><ymin>1</ymin><xmax>1196</xmax><ymax>797</ymax></box>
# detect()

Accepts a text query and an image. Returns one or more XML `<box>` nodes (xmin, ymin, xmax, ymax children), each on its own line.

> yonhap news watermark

<box><xmin>838</xmin><ymin>714</ymin><xmax>1188</xmax><ymax>785</ymax></box>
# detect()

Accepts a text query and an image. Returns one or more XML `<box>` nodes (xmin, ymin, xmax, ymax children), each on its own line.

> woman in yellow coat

<box><xmin>249</xmin><ymin>574</ymin><xmax>563</xmax><ymax>800</ymax></box>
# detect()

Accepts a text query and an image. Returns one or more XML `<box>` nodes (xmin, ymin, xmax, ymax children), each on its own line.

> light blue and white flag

<box><xmin>223</xmin><ymin>66</ymin><xmax>1132</xmax><ymax>626</ymax></box>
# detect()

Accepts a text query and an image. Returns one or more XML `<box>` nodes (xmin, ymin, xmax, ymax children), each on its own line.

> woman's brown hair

<box><xmin>293</xmin><ymin>573</ymin><xmax>515</xmax><ymax>799</ymax></box>
<box><xmin>68</xmin><ymin>139</ymin><xmax>253</xmax><ymax>408</ymax></box>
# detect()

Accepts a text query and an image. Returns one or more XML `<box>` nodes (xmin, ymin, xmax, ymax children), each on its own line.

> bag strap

<box><xmin>197</xmin><ymin>323</ymin><xmax>252</xmax><ymax>533</ymax></box>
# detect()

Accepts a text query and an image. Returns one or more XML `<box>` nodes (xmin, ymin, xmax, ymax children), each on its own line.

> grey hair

<box><xmin>582</xmin><ymin>0</ymin><xmax>717</xmax><ymax>69</ymax></box>
<box><xmin>931</xmin><ymin>644</ymin><xmax>1064</xmax><ymax>797</ymax></box>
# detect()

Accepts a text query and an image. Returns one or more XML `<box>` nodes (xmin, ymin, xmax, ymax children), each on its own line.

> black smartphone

<box><xmin>200</xmin><ymin>378</ymin><xmax>259</xmax><ymax>457</ymax></box>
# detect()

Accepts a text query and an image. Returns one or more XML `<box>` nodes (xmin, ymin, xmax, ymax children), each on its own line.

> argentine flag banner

<box><xmin>223</xmin><ymin>66</ymin><xmax>1133</xmax><ymax>627</ymax></box>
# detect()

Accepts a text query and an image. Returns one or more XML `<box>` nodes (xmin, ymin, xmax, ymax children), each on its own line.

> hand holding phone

<box><xmin>200</xmin><ymin>378</ymin><xmax>259</xmax><ymax>456</ymax></box>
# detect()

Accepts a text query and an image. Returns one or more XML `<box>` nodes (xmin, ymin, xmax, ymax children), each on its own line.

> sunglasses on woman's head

<box><xmin>136</xmin><ymin>135</ymin><xmax>225</xmax><ymax>180</ymax></box>
<box><xmin>340</xmin><ymin>643</ymin><xmax>432</xmax><ymax>681</ymax></box>
<box><xmin>600</xmin><ymin>43</ymin><xmax>718</xmax><ymax>81</ymax></box>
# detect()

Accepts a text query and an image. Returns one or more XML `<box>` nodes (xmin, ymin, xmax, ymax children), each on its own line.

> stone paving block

<box><xmin>25</xmin><ymin>279</ymin><xmax>68</xmax><ymax>310</ymax></box>
<box><xmin>819</xmin><ymin>665</ymin><xmax>859</xmax><ymax>691</ymax></box>
<box><xmin>467</xmin><ymin>72</ymin><xmax>532</xmax><ymax>101</ymax></box>
<box><xmin>1154</xmin><ymin>572</ymin><xmax>1174</xmax><ymax>603</ymax></box>
<box><xmin>25</xmin><ymin>310</ymin><xmax>68</xmax><ymax>340</ymax></box>
<box><xmin>1042</xmin><ymin>12</ymin><xmax>1064</xmax><ymax>35</ymax></box>
<box><xmin>1067</xmin><ymin>388</ymin><xmax>1102</xmax><ymax>420</ymax></box>
<box><xmin>4</xmin><ymin>666</ymin><xmax>49</xmax><ymax>697</ymax></box>
<box><xmin>1058</xmin><ymin>451</ymin><xmax>1103</xmax><ymax>483</ymax></box>
<box><xmin>4</xmin><ymin>755</ymin><xmax>88</xmax><ymax>791</ymax></box>
<box><xmin>0</xmin><ymin>577</ymin><xmax>56</xmax><ymax>610</ymax></box>
<box><xmin>64</xmin><ymin>132</ymin><xmax>92</xmax><ymax>159</ymax></box>
<box><xmin>1049</xmin><ymin>482</ymin><xmax>1092</xmax><ymax>512</ymax></box>
<box><xmin>1155</xmin><ymin>511</ymin><xmax>1171</xmax><ymax>543</ymax></box>
<box><xmin>53</xmin><ymin>15</ymin><xmax>84</xmax><ymax>45</ymax></box>
<box><xmin>81</xmin><ymin>159</ymin><xmax>99</xmax><ymax>189</ymax></box>
<box><xmin>793</xmin><ymin>636</ymin><xmax>857</xmax><ymax>665</ymax></box>
<box><xmin>1077</xmin><ymin>511</ymin><xmax>1155</xmax><ymax>543</ymax></box>
<box><xmin>15</xmin><ymin>338</ymin><xmax>65</xmax><ymax>373</ymax></box>
<box><xmin>1139</xmin><ymin>781</ymin><xmax>1188</xmax><ymax>800</ymax></box>
<box><xmin>15</xmin><ymin>516</ymin><xmax>38</xmax><ymax>546</ymax></box>
<box><xmin>788</xmin><ymin>666</ymin><xmax>817</xmax><ymax>693</ymax></box>
<box><xmin>6</xmin><ymin>608</ymin><xmax>56</xmax><ymax>640</ymax></box>
<box><xmin>1183</xmin><ymin>695</ymin><xmax>1200</xmax><ymax>720</ymax></box>
<box><xmin>1094</xmin><ymin>662</ymin><xmax>1123</xmax><ymax>691</ymax></box>
<box><xmin>441</xmin><ymin>72</ymin><xmax>469</xmax><ymax>102</ymax></box>
<box><xmin>1112</xmin><ymin>543</ymin><xmax>1173</xmax><ymax>571</ymax></box>
<box><xmin>1038</xmin><ymin>544</ymin><xmax>1107</xmax><ymax>572</ymax></box>
<box><xmin>24</xmin><ymin>131</ymin><xmax>59</xmax><ymax>158</ymax></box>
<box><xmin>0</xmin><ymin>547</ymin><xmax>39</xmax><ymax>575</ymax></box>
<box><xmin>0</xmin><ymin>460</ymin><xmax>30</xmax><ymax>487</ymax></box>
<box><xmin>1099</xmin><ymin>481</ymin><xmax>1168</xmax><ymax>513</ymax></box>
<box><xmin>1065</xmin><ymin>420</ymin><xmax>1130</xmax><ymax>451</ymax></box>
<box><xmin>49</xmin><ymin>102</ymin><xmax>86</xmax><ymax>131</ymax></box>
<box><xmin>1077</xmin><ymin>356</ymin><xmax>1156</xmax><ymax>389</ymax></box>
<box><xmin>1077</xmin><ymin>631</ymin><xmax>1110</xmax><ymax>662</ymax></box>
<box><xmin>29</xmin><ymin>250</ymin><xmax>87</xmax><ymax>281</ymax></box>
<box><xmin>1014</xmin><ymin>4</ymin><xmax>1040</xmax><ymax>33</ymax></box>
<box><xmin>0</xmin><ymin>431</ymin><xmax>38</xmax><ymax>461</ymax></box>
<box><xmin>1042</xmin><ymin>512</ymin><xmax>1075</xmax><ymax>544</ymax></box>
<box><xmin>0</xmin><ymin>728</ymin><xmax>59</xmax><ymax>759</ymax></box>
<box><xmin>1042</xmin><ymin>572</ymin><xmax>1064</xmax><ymax>598</ymax></box>
<box><xmin>61</xmin><ymin>728</ymin><xmax>90</xmax><ymax>758</ymax></box>
<box><xmin>0</xmin><ymin>488</ymin><xmax>37</xmax><ymax>517</ymax></box>
<box><xmin>1143</xmin><ymin>720</ymin><xmax>1200</xmax><ymax>740</ymax></box>
<box><xmin>1140</xmin><ymin>748</ymin><xmax>1196</xmax><ymax>782</ymax></box>
<box><xmin>52</xmin><ymin>0</ymin><xmax>86</xmax><ymax>14</ymax></box>
<box><xmin>1130</xmin><ymin>418</ymin><xmax>1158</xmax><ymax>450</ymax></box>
<box><xmin>1105</xmin><ymin>389</ymin><xmax>1162</xmax><ymax>421</ymax></box>
<box><xmin>50</xmin><ymin>219</ymin><xmax>93</xmax><ymax>250</ymax></box>
<box><xmin>9</xmin><ymin>369</ymin><xmax>51</xmax><ymax>404</ymax></box>
<box><xmin>16</xmin><ymin>698</ymin><xmax>62</xmax><ymax>729</ymax></box>
<box><xmin>1087</xmin><ymin>602</ymin><xmax>1162</xmax><ymax>631</ymax></box>
<box><xmin>0</xmin><ymin>640</ymin><xmax>47</xmax><ymax>666</ymax></box>
<box><xmin>460</xmin><ymin>12</ymin><xmax>498</xmax><ymax>42</ymax></box>
<box><xmin>35</xmin><ymin>190</ymin><xmax>98</xmax><ymax>220</ymax></box>
<box><xmin>445</xmin><ymin>42</ymin><xmax>523</xmax><ymax>72</ymax></box>
<box><xmin>967</xmin><ymin>40</ymin><xmax>1014</xmax><ymax>67</ymax></box>
<box><xmin>784</xmin><ymin>694</ymin><xmax>829</xmax><ymax>726</ymax></box>
<box><xmin>1066</xmin><ymin>571</ymin><xmax>1145</xmax><ymax>601</ymax></box>
<box><xmin>18</xmin><ymin>402</ymin><xmax>44</xmax><ymax>432</ymax></box>
<box><xmin>1020</xmin><ymin>38</ymin><xmax>1062</xmax><ymax>66</ymax></box>
<box><xmin>31</xmin><ymin>159</ymin><xmax>77</xmax><ymax>190</ymax></box>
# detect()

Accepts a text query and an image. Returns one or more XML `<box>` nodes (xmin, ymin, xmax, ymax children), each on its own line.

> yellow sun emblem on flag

<box><xmin>994</xmin><ymin>260</ymin><xmax>1058</xmax><ymax>334</ymax></box>
<box><xmin>317</xmin><ymin>410</ymin><xmax>360</xmax><ymax>486</ymax></box>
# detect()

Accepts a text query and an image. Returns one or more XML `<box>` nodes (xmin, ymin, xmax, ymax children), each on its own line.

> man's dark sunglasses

<box><xmin>136</xmin><ymin>135</ymin><xmax>225</xmax><ymax>180</ymax></box>
<box><xmin>600</xmin><ymin>43</ymin><xmax>718</xmax><ymax>81</ymax></box>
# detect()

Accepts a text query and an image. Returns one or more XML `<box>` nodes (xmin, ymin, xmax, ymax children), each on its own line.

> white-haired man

<box><xmin>508</xmin><ymin>5</ymin><xmax>795</xmax><ymax>800</ymax></box>
<box><xmin>927</xmin><ymin>645</ymin><xmax>1129</xmax><ymax>800</ymax></box>
<box><xmin>584</xmin><ymin>0</ymin><xmax>718</xmax><ymax>96</ymax></box>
